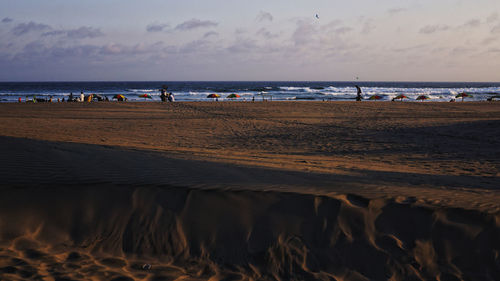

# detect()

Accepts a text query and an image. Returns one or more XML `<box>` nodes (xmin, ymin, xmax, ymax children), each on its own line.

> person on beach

<box><xmin>80</xmin><ymin>91</ymin><xmax>84</xmax><ymax>102</ymax></box>
<box><xmin>168</xmin><ymin>92</ymin><xmax>175</xmax><ymax>102</ymax></box>
<box><xmin>160</xmin><ymin>90</ymin><xmax>167</xmax><ymax>102</ymax></box>
<box><xmin>355</xmin><ymin>85</ymin><xmax>362</xmax><ymax>101</ymax></box>
<box><xmin>18</xmin><ymin>97</ymin><xmax>22</xmax><ymax>103</ymax></box>
<box><xmin>69</xmin><ymin>93</ymin><xmax>73</xmax><ymax>102</ymax></box>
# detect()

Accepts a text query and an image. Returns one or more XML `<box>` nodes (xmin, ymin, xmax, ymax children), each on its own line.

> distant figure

<box><xmin>49</xmin><ymin>96</ymin><xmax>53</xmax><ymax>102</ymax></box>
<box><xmin>355</xmin><ymin>85</ymin><xmax>362</xmax><ymax>101</ymax></box>
<box><xmin>62</xmin><ymin>98</ymin><xmax>65</xmax><ymax>102</ymax></box>
<box><xmin>160</xmin><ymin>89</ymin><xmax>167</xmax><ymax>102</ymax></box>
<box><xmin>450</xmin><ymin>98</ymin><xmax>456</xmax><ymax>102</ymax></box>
<box><xmin>168</xmin><ymin>92</ymin><xmax>175</xmax><ymax>102</ymax></box>
<box><xmin>80</xmin><ymin>91</ymin><xmax>84</xmax><ymax>102</ymax></box>
<box><xmin>57</xmin><ymin>98</ymin><xmax>60</xmax><ymax>102</ymax></box>
<box><xmin>69</xmin><ymin>92</ymin><xmax>73</xmax><ymax>102</ymax></box>
<box><xmin>105</xmin><ymin>96</ymin><xmax>109</xmax><ymax>102</ymax></box>
<box><xmin>18</xmin><ymin>97</ymin><xmax>22</xmax><ymax>103</ymax></box>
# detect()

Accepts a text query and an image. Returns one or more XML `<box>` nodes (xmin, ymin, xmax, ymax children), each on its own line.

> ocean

<box><xmin>0</xmin><ymin>81</ymin><xmax>499</xmax><ymax>102</ymax></box>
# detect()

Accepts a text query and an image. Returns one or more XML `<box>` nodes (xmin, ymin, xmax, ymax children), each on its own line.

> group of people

<box><xmin>68</xmin><ymin>92</ymin><xmax>109</xmax><ymax>102</ymax></box>
<box><xmin>160</xmin><ymin>89</ymin><xmax>175</xmax><ymax>102</ymax></box>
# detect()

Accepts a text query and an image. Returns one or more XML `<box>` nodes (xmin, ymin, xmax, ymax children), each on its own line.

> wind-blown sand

<box><xmin>0</xmin><ymin>101</ymin><xmax>498</xmax><ymax>280</ymax></box>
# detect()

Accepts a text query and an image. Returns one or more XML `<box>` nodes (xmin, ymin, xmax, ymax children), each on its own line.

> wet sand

<box><xmin>0</xmin><ymin>101</ymin><xmax>499</xmax><ymax>280</ymax></box>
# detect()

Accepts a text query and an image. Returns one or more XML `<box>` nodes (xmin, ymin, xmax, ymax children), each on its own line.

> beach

<box><xmin>0</xmin><ymin>101</ymin><xmax>499</xmax><ymax>280</ymax></box>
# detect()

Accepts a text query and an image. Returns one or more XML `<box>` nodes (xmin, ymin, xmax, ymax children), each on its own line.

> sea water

<box><xmin>0</xmin><ymin>81</ymin><xmax>499</xmax><ymax>102</ymax></box>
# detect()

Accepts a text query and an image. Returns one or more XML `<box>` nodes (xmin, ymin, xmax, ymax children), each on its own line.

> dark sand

<box><xmin>0</xmin><ymin>101</ymin><xmax>499</xmax><ymax>280</ymax></box>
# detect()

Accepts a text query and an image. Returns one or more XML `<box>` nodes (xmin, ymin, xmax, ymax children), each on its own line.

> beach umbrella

<box><xmin>138</xmin><ymin>93</ymin><xmax>152</xmax><ymax>100</ymax></box>
<box><xmin>207</xmin><ymin>94</ymin><xmax>220</xmax><ymax>98</ymax></box>
<box><xmin>113</xmin><ymin>94</ymin><xmax>125</xmax><ymax>101</ymax></box>
<box><xmin>394</xmin><ymin>94</ymin><xmax>408</xmax><ymax>101</ymax></box>
<box><xmin>226</xmin><ymin>94</ymin><xmax>241</xmax><ymax>99</ymax></box>
<box><xmin>369</xmin><ymin>95</ymin><xmax>382</xmax><ymax>100</ymax></box>
<box><xmin>91</xmin><ymin>94</ymin><xmax>105</xmax><ymax>101</ymax></box>
<box><xmin>456</xmin><ymin>92</ymin><xmax>472</xmax><ymax>101</ymax></box>
<box><xmin>416</xmin><ymin>95</ymin><xmax>430</xmax><ymax>101</ymax></box>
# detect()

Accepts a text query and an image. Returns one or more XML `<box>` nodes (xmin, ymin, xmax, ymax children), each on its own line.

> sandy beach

<box><xmin>0</xmin><ymin>101</ymin><xmax>499</xmax><ymax>280</ymax></box>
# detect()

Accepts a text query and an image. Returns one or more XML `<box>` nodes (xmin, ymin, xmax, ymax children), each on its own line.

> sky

<box><xmin>0</xmin><ymin>0</ymin><xmax>499</xmax><ymax>81</ymax></box>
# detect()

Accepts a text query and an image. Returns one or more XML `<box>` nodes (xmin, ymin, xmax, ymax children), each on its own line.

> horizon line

<box><xmin>1</xmin><ymin>80</ymin><xmax>499</xmax><ymax>84</ymax></box>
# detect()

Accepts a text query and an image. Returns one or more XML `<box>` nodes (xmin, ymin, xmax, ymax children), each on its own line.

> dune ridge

<box><xmin>1</xmin><ymin>185</ymin><xmax>499</xmax><ymax>281</ymax></box>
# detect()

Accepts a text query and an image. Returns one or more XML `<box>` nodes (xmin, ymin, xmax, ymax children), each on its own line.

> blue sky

<box><xmin>1</xmin><ymin>0</ymin><xmax>499</xmax><ymax>81</ymax></box>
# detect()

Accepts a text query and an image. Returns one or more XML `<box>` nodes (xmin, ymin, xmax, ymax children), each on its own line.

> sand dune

<box><xmin>0</xmin><ymin>102</ymin><xmax>499</xmax><ymax>280</ymax></box>
<box><xmin>0</xmin><ymin>183</ymin><xmax>498</xmax><ymax>280</ymax></box>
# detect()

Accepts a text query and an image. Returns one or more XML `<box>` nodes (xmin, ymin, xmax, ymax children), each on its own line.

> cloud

<box><xmin>451</xmin><ymin>47</ymin><xmax>475</xmax><ymax>55</ymax></box>
<box><xmin>227</xmin><ymin>39</ymin><xmax>259</xmax><ymax>53</ymax></box>
<box><xmin>203</xmin><ymin>31</ymin><xmax>219</xmax><ymax>38</ymax></box>
<box><xmin>67</xmin><ymin>27</ymin><xmax>104</xmax><ymax>39</ymax></box>
<box><xmin>321</xmin><ymin>22</ymin><xmax>353</xmax><ymax>35</ymax></box>
<box><xmin>361</xmin><ymin>19</ymin><xmax>375</xmax><ymax>34</ymax></box>
<box><xmin>334</xmin><ymin>26</ymin><xmax>352</xmax><ymax>35</ymax></box>
<box><xmin>178</xmin><ymin>39</ymin><xmax>212</xmax><ymax>54</ymax></box>
<box><xmin>234</xmin><ymin>28</ymin><xmax>247</xmax><ymax>35</ymax></box>
<box><xmin>2</xmin><ymin>17</ymin><xmax>13</xmax><ymax>23</ymax></box>
<box><xmin>387</xmin><ymin>8</ymin><xmax>406</xmax><ymax>15</ymax></box>
<box><xmin>42</xmin><ymin>30</ymin><xmax>67</xmax><ymax>37</ymax></box>
<box><xmin>487</xmin><ymin>48</ymin><xmax>500</xmax><ymax>53</ymax></box>
<box><xmin>11</xmin><ymin>21</ymin><xmax>51</xmax><ymax>36</ymax></box>
<box><xmin>42</xmin><ymin>26</ymin><xmax>104</xmax><ymax>39</ymax></box>
<box><xmin>492</xmin><ymin>24</ymin><xmax>500</xmax><ymax>34</ymax></box>
<box><xmin>482</xmin><ymin>37</ymin><xmax>498</xmax><ymax>45</ymax></box>
<box><xmin>392</xmin><ymin>44</ymin><xmax>427</xmax><ymax>53</ymax></box>
<box><xmin>7</xmin><ymin>40</ymin><xmax>167</xmax><ymax>65</ymax></box>
<box><xmin>175</xmin><ymin>19</ymin><xmax>217</xmax><ymax>31</ymax></box>
<box><xmin>256</xmin><ymin>28</ymin><xmax>279</xmax><ymax>39</ymax></box>
<box><xmin>419</xmin><ymin>24</ymin><xmax>449</xmax><ymax>34</ymax></box>
<box><xmin>146</xmin><ymin>23</ymin><xmax>169</xmax><ymax>32</ymax></box>
<box><xmin>461</xmin><ymin>19</ymin><xmax>481</xmax><ymax>28</ymax></box>
<box><xmin>10</xmin><ymin>41</ymin><xmax>100</xmax><ymax>63</ymax></box>
<box><xmin>487</xmin><ymin>12</ymin><xmax>498</xmax><ymax>24</ymax></box>
<box><xmin>256</xmin><ymin>11</ymin><xmax>273</xmax><ymax>22</ymax></box>
<box><xmin>292</xmin><ymin>20</ymin><xmax>316</xmax><ymax>46</ymax></box>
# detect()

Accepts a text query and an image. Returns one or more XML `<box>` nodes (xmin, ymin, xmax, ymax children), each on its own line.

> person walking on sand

<box><xmin>355</xmin><ymin>85</ymin><xmax>362</xmax><ymax>101</ymax></box>
<box><xmin>80</xmin><ymin>91</ymin><xmax>84</xmax><ymax>102</ymax></box>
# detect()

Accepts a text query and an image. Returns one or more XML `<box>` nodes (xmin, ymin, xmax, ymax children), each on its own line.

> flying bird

<box><xmin>315</xmin><ymin>14</ymin><xmax>320</xmax><ymax>19</ymax></box>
